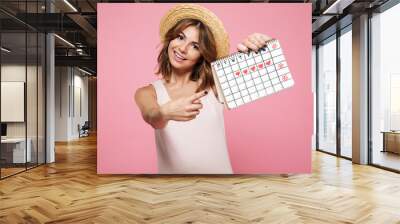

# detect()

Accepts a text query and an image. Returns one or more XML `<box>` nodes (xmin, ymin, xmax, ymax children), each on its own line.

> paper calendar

<box><xmin>211</xmin><ymin>39</ymin><xmax>294</xmax><ymax>109</ymax></box>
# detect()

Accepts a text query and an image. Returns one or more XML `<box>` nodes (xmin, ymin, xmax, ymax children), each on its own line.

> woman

<box><xmin>135</xmin><ymin>4</ymin><xmax>271</xmax><ymax>174</ymax></box>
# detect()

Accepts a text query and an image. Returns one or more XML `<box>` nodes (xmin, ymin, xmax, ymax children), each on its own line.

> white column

<box><xmin>55</xmin><ymin>67</ymin><xmax>73</xmax><ymax>141</ymax></box>
<box><xmin>45</xmin><ymin>0</ymin><xmax>55</xmax><ymax>163</ymax></box>
<box><xmin>46</xmin><ymin>32</ymin><xmax>55</xmax><ymax>163</ymax></box>
<box><xmin>352</xmin><ymin>14</ymin><xmax>369</xmax><ymax>164</ymax></box>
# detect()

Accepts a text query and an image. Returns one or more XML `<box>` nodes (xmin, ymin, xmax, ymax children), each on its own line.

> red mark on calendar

<box><xmin>258</xmin><ymin>63</ymin><xmax>264</xmax><ymax>69</ymax></box>
<box><xmin>283</xmin><ymin>75</ymin><xmax>288</xmax><ymax>81</ymax></box>
<box><xmin>235</xmin><ymin>71</ymin><xmax>241</xmax><ymax>76</ymax></box>
<box><xmin>251</xmin><ymin>66</ymin><xmax>256</xmax><ymax>72</ymax></box>
<box><xmin>243</xmin><ymin>69</ymin><xmax>248</xmax><ymax>75</ymax></box>
<box><xmin>265</xmin><ymin>60</ymin><xmax>271</xmax><ymax>66</ymax></box>
<box><xmin>272</xmin><ymin>43</ymin><xmax>277</xmax><ymax>49</ymax></box>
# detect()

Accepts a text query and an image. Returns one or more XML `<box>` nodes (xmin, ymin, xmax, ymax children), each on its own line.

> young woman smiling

<box><xmin>135</xmin><ymin>4</ymin><xmax>271</xmax><ymax>174</ymax></box>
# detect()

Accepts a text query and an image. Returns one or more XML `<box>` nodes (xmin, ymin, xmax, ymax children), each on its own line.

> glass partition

<box><xmin>0</xmin><ymin>1</ymin><xmax>46</xmax><ymax>179</ymax></box>
<box><xmin>1</xmin><ymin>31</ymin><xmax>28</xmax><ymax>177</ymax></box>
<box><xmin>27</xmin><ymin>31</ymin><xmax>38</xmax><ymax>169</ymax></box>
<box><xmin>317</xmin><ymin>35</ymin><xmax>337</xmax><ymax>154</ymax></box>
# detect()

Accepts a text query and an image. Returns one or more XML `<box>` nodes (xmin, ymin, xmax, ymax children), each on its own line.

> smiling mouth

<box><xmin>173</xmin><ymin>50</ymin><xmax>186</xmax><ymax>62</ymax></box>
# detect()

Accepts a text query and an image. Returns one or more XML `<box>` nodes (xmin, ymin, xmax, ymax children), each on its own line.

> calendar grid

<box><xmin>216</xmin><ymin>60</ymin><xmax>237</xmax><ymax>108</ymax></box>
<box><xmin>249</xmin><ymin>51</ymin><xmax>263</xmax><ymax>101</ymax></box>
<box><xmin>258</xmin><ymin>47</ymin><xmax>272</xmax><ymax>96</ymax></box>
<box><xmin>211</xmin><ymin>39</ymin><xmax>294</xmax><ymax>109</ymax></box>
<box><xmin>235</xmin><ymin>55</ymin><xmax>246</xmax><ymax>104</ymax></box>
<box><xmin>235</xmin><ymin>54</ymin><xmax>249</xmax><ymax>105</ymax></box>
<box><xmin>267</xmin><ymin>47</ymin><xmax>280</xmax><ymax>93</ymax></box>
<box><xmin>268</xmin><ymin>44</ymin><xmax>285</xmax><ymax>92</ymax></box>
<box><xmin>225</xmin><ymin>57</ymin><xmax>241</xmax><ymax>107</ymax></box>
<box><xmin>230</xmin><ymin>56</ymin><xmax>245</xmax><ymax>106</ymax></box>
<box><xmin>261</xmin><ymin>47</ymin><xmax>274</xmax><ymax>94</ymax></box>
<box><xmin>243</xmin><ymin>52</ymin><xmax>258</xmax><ymax>103</ymax></box>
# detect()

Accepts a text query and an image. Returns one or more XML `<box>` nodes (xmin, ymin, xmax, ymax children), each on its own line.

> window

<box><xmin>339</xmin><ymin>27</ymin><xmax>352</xmax><ymax>158</ymax></box>
<box><xmin>371</xmin><ymin>2</ymin><xmax>400</xmax><ymax>171</ymax></box>
<box><xmin>317</xmin><ymin>35</ymin><xmax>337</xmax><ymax>154</ymax></box>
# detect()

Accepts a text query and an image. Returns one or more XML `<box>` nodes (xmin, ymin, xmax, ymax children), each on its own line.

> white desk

<box><xmin>1</xmin><ymin>138</ymin><xmax>31</xmax><ymax>163</ymax></box>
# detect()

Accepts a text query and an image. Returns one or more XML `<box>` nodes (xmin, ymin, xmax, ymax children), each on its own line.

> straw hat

<box><xmin>159</xmin><ymin>4</ymin><xmax>230</xmax><ymax>59</ymax></box>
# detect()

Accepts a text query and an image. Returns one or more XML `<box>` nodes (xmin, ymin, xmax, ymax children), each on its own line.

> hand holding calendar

<box><xmin>211</xmin><ymin>39</ymin><xmax>294</xmax><ymax>109</ymax></box>
<box><xmin>237</xmin><ymin>33</ymin><xmax>273</xmax><ymax>52</ymax></box>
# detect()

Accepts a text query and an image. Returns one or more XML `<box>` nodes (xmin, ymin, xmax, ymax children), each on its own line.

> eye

<box><xmin>177</xmin><ymin>34</ymin><xmax>184</xmax><ymax>40</ymax></box>
<box><xmin>192</xmin><ymin>44</ymin><xmax>199</xmax><ymax>50</ymax></box>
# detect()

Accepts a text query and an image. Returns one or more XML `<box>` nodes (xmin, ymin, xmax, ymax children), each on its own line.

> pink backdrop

<box><xmin>97</xmin><ymin>3</ymin><xmax>312</xmax><ymax>174</ymax></box>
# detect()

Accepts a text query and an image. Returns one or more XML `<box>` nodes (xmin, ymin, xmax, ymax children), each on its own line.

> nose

<box><xmin>178</xmin><ymin>42</ymin><xmax>189</xmax><ymax>54</ymax></box>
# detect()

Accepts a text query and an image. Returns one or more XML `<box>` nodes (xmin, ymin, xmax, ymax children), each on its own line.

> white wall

<box><xmin>1</xmin><ymin>65</ymin><xmax>41</xmax><ymax>137</ymax></box>
<box><xmin>72</xmin><ymin>73</ymin><xmax>89</xmax><ymax>138</ymax></box>
<box><xmin>55</xmin><ymin>66</ymin><xmax>69</xmax><ymax>141</ymax></box>
<box><xmin>1</xmin><ymin>82</ymin><xmax>24</xmax><ymax>122</ymax></box>
<box><xmin>1</xmin><ymin>65</ymin><xmax>26</xmax><ymax>130</ymax></box>
<box><xmin>55</xmin><ymin>67</ymin><xmax>89</xmax><ymax>141</ymax></box>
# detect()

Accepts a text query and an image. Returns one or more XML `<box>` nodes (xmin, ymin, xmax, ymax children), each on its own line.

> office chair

<box><xmin>79</xmin><ymin>121</ymin><xmax>90</xmax><ymax>138</ymax></box>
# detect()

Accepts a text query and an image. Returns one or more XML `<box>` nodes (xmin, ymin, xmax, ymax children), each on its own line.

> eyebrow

<box><xmin>180</xmin><ymin>31</ymin><xmax>199</xmax><ymax>45</ymax></box>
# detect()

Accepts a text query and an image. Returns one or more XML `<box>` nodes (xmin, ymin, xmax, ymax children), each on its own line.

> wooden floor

<box><xmin>1</xmin><ymin>134</ymin><xmax>400</xmax><ymax>224</ymax></box>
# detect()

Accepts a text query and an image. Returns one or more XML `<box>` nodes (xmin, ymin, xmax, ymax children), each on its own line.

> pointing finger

<box><xmin>189</xmin><ymin>90</ymin><xmax>208</xmax><ymax>102</ymax></box>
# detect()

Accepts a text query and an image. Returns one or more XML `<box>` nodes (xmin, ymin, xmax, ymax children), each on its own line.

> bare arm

<box><xmin>134</xmin><ymin>85</ymin><xmax>168</xmax><ymax>129</ymax></box>
<box><xmin>134</xmin><ymin>85</ymin><xmax>208</xmax><ymax>129</ymax></box>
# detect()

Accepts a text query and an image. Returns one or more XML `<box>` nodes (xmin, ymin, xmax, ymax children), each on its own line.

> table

<box><xmin>1</xmin><ymin>138</ymin><xmax>32</xmax><ymax>163</ymax></box>
<box><xmin>381</xmin><ymin>131</ymin><xmax>400</xmax><ymax>154</ymax></box>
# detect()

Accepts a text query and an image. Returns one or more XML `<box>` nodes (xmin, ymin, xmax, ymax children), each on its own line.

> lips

<box><xmin>173</xmin><ymin>50</ymin><xmax>186</xmax><ymax>62</ymax></box>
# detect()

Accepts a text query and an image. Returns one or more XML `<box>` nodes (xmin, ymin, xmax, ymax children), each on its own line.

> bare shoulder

<box><xmin>136</xmin><ymin>84</ymin><xmax>156</xmax><ymax>95</ymax></box>
<box><xmin>134</xmin><ymin>84</ymin><xmax>156</xmax><ymax>102</ymax></box>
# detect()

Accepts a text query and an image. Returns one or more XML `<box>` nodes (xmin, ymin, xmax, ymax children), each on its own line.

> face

<box><xmin>167</xmin><ymin>26</ymin><xmax>202</xmax><ymax>72</ymax></box>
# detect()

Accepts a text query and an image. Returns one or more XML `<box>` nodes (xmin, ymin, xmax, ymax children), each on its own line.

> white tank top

<box><xmin>151</xmin><ymin>79</ymin><xmax>233</xmax><ymax>174</ymax></box>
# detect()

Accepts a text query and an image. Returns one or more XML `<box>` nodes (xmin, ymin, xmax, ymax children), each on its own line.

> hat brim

<box><xmin>159</xmin><ymin>4</ymin><xmax>230</xmax><ymax>59</ymax></box>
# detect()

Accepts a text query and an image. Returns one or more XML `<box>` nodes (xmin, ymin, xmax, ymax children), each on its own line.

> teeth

<box><xmin>174</xmin><ymin>51</ymin><xmax>185</xmax><ymax>60</ymax></box>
